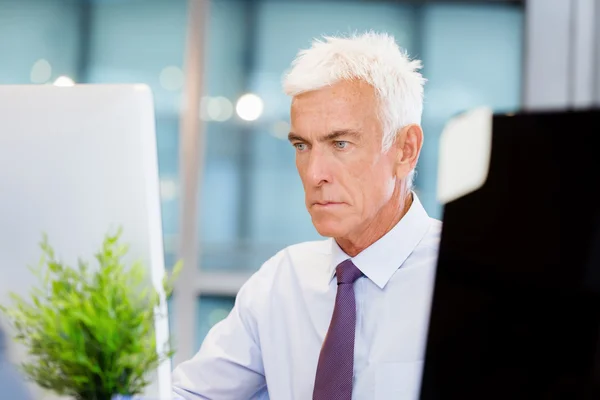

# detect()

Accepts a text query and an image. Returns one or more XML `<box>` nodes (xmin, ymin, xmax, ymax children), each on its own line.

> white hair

<box><xmin>282</xmin><ymin>31</ymin><xmax>425</xmax><ymax>189</ymax></box>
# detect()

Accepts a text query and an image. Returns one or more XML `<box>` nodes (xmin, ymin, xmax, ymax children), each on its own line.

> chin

<box><xmin>311</xmin><ymin>216</ymin><xmax>350</xmax><ymax>238</ymax></box>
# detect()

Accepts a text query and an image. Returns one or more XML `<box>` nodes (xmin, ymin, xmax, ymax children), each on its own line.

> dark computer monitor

<box><xmin>420</xmin><ymin>109</ymin><xmax>600</xmax><ymax>399</ymax></box>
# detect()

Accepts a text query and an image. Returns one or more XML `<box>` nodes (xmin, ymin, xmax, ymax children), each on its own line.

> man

<box><xmin>172</xmin><ymin>31</ymin><xmax>441</xmax><ymax>399</ymax></box>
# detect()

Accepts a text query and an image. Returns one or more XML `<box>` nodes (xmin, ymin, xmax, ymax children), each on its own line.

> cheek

<box><xmin>354</xmin><ymin>164</ymin><xmax>395</xmax><ymax>209</ymax></box>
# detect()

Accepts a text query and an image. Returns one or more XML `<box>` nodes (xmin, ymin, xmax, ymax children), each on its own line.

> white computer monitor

<box><xmin>0</xmin><ymin>84</ymin><xmax>171</xmax><ymax>400</ymax></box>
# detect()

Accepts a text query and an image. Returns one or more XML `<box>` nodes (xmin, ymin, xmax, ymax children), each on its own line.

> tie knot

<box><xmin>336</xmin><ymin>259</ymin><xmax>362</xmax><ymax>285</ymax></box>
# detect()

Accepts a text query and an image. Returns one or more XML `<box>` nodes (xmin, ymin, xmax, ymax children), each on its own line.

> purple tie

<box><xmin>313</xmin><ymin>259</ymin><xmax>363</xmax><ymax>400</ymax></box>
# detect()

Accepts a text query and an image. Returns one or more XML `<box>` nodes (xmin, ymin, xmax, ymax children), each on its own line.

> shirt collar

<box><xmin>328</xmin><ymin>192</ymin><xmax>432</xmax><ymax>289</ymax></box>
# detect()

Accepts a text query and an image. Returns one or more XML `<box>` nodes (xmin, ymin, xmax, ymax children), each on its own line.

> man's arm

<box><xmin>171</xmin><ymin>268</ymin><xmax>269</xmax><ymax>400</ymax></box>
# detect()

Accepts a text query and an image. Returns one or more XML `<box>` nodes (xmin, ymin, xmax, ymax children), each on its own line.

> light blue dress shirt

<box><xmin>172</xmin><ymin>194</ymin><xmax>441</xmax><ymax>399</ymax></box>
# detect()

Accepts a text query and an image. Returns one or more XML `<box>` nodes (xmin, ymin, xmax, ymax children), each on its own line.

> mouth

<box><xmin>312</xmin><ymin>201</ymin><xmax>346</xmax><ymax>207</ymax></box>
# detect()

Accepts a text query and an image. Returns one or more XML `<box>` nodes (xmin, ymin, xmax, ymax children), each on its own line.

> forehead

<box><xmin>290</xmin><ymin>80</ymin><xmax>379</xmax><ymax>129</ymax></box>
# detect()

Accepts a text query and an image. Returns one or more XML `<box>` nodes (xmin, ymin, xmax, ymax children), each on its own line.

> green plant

<box><xmin>0</xmin><ymin>229</ymin><xmax>182</xmax><ymax>400</ymax></box>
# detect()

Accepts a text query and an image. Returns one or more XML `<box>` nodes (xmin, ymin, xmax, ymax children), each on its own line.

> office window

<box><xmin>195</xmin><ymin>295</ymin><xmax>236</xmax><ymax>350</ymax></box>
<box><xmin>0</xmin><ymin>0</ymin><xmax>524</xmax><ymax>353</ymax></box>
<box><xmin>0</xmin><ymin>0</ymin><xmax>80</xmax><ymax>84</ymax></box>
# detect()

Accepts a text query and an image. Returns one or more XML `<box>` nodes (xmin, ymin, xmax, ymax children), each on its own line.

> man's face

<box><xmin>289</xmin><ymin>80</ymin><xmax>399</xmax><ymax>238</ymax></box>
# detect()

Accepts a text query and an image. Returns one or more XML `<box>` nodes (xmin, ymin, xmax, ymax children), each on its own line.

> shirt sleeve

<box><xmin>171</xmin><ymin>263</ymin><xmax>272</xmax><ymax>400</ymax></box>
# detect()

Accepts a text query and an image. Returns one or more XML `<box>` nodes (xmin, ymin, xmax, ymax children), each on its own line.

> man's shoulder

<box><xmin>282</xmin><ymin>238</ymin><xmax>332</xmax><ymax>255</ymax></box>
<box><xmin>252</xmin><ymin>238</ymin><xmax>330</xmax><ymax>279</ymax></box>
<box><xmin>261</xmin><ymin>238</ymin><xmax>331</xmax><ymax>268</ymax></box>
<box><xmin>238</xmin><ymin>239</ymin><xmax>330</xmax><ymax>301</ymax></box>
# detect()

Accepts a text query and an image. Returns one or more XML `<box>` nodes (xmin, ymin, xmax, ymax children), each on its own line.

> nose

<box><xmin>305</xmin><ymin>147</ymin><xmax>332</xmax><ymax>187</ymax></box>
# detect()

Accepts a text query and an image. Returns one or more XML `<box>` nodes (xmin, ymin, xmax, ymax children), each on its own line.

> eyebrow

<box><xmin>287</xmin><ymin>129</ymin><xmax>361</xmax><ymax>143</ymax></box>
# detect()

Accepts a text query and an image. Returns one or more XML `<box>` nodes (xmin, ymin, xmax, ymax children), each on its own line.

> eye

<box><xmin>294</xmin><ymin>143</ymin><xmax>308</xmax><ymax>151</ymax></box>
<box><xmin>334</xmin><ymin>141</ymin><xmax>348</xmax><ymax>149</ymax></box>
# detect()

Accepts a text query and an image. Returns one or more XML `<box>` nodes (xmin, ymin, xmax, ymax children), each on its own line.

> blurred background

<box><xmin>1</xmin><ymin>0</ymin><xmax>598</xmax><ymax>366</ymax></box>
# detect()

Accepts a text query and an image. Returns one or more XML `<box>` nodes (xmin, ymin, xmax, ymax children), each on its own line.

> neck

<box><xmin>336</xmin><ymin>185</ymin><xmax>413</xmax><ymax>257</ymax></box>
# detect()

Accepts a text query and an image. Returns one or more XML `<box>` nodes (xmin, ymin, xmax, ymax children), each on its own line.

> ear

<box><xmin>393</xmin><ymin>124</ymin><xmax>423</xmax><ymax>179</ymax></box>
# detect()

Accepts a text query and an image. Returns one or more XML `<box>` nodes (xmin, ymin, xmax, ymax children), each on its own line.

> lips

<box><xmin>313</xmin><ymin>201</ymin><xmax>344</xmax><ymax>206</ymax></box>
